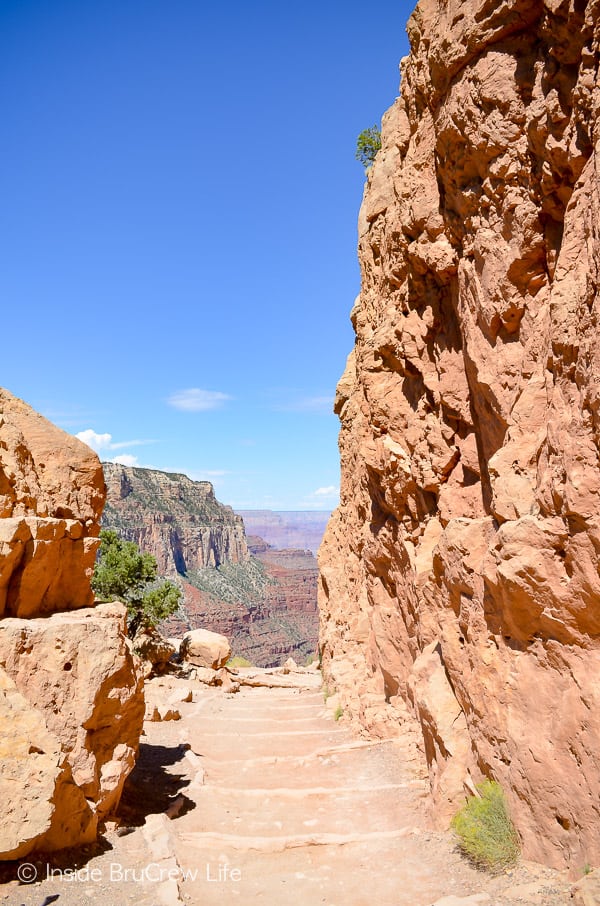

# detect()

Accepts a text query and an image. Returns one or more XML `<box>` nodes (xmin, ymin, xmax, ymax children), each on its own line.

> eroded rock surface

<box><xmin>0</xmin><ymin>602</ymin><xmax>144</xmax><ymax>821</ymax></box>
<box><xmin>0</xmin><ymin>389</ymin><xmax>143</xmax><ymax>858</ymax></box>
<box><xmin>319</xmin><ymin>0</ymin><xmax>600</xmax><ymax>870</ymax></box>
<box><xmin>0</xmin><ymin>389</ymin><xmax>105</xmax><ymax>616</ymax></box>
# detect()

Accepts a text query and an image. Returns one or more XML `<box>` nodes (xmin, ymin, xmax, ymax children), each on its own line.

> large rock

<box><xmin>0</xmin><ymin>388</ymin><xmax>105</xmax><ymax>617</ymax></box>
<box><xmin>181</xmin><ymin>628</ymin><xmax>231</xmax><ymax>669</ymax></box>
<box><xmin>0</xmin><ymin>666</ymin><xmax>96</xmax><ymax>859</ymax></box>
<box><xmin>0</xmin><ymin>602</ymin><xmax>144</xmax><ymax>819</ymax></box>
<box><xmin>319</xmin><ymin>0</ymin><xmax>600</xmax><ymax>871</ymax></box>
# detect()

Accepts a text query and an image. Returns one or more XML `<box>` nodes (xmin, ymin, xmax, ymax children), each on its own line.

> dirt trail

<box><xmin>1</xmin><ymin>669</ymin><xmax>574</xmax><ymax>906</ymax></box>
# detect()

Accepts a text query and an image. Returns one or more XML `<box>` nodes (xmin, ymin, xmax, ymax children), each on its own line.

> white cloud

<box><xmin>167</xmin><ymin>388</ymin><xmax>232</xmax><ymax>412</ymax></box>
<box><xmin>313</xmin><ymin>486</ymin><xmax>340</xmax><ymax>497</ymax></box>
<box><xmin>75</xmin><ymin>430</ymin><xmax>155</xmax><ymax>456</ymax></box>
<box><xmin>111</xmin><ymin>454</ymin><xmax>139</xmax><ymax>467</ymax></box>
<box><xmin>75</xmin><ymin>429</ymin><xmax>113</xmax><ymax>451</ymax></box>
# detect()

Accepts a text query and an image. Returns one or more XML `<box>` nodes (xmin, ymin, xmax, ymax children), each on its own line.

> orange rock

<box><xmin>0</xmin><ymin>388</ymin><xmax>105</xmax><ymax>616</ymax></box>
<box><xmin>0</xmin><ymin>602</ymin><xmax>144</xmax><ymax>820</ymax></box>
<box><xmin>319</xmin><ymin>0</ymin><xmax>600</xmax><ymax>871</ymax></box>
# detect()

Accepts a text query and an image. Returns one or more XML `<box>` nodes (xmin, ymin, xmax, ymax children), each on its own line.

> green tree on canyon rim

<box><xmin>92</xmin><ymin>528</ymin><xmax>182</xmax><ymax>637</ymax></box>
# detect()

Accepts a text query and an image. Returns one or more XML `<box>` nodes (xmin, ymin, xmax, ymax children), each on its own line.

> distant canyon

<box><xmin>101</xmin><ymin>463</ymin><xmax>325</xmax><ymax>667</ymax></box>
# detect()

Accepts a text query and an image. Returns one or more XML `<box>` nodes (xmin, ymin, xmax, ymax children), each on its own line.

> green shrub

<box><xmin>355</xmin><ymin>125</ymin><xmax>381</xmax><ymax>170</ymax></box>
<box><xmin>92</xmin><ymin>529</ymin><xmax>181</xmax><ymax>638</ymax></box>
<box><xmin>227</xmin><ymin>656</ymin><xmax>252</xmax><ymax>668</ymax></box>
<box><xmin>333</xmin><ymin>705</ymin><xmax>343</xmax><ymax>721</ymax></box>
<box><xmin>451</xmin><ymin>780</ymin><xmax>520</xmax><ymax>872</ymax></box>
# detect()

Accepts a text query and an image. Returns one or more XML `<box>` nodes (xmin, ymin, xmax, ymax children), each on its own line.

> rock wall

<box><xmin>0</xmin><ymin>390</ymin><xmax>143</xmax><ymax>859</ymax></box>
<box><xmin>0</xmin><ymin>388</ymin><xmax>105</xmax><ymax>616</ymax></box>
<box><xmin>319</xmin><ymin>0</ymin><xmax>600</xmax><ymax>871</ymax></box>
<box><xmin>103</xmin><ymin>463</ymin><xmax>249</xmax><ymax>573</ymax></box>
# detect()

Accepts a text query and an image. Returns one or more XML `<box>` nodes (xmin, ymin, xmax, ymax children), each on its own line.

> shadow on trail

<box><xmin>116</xmin><ymin>742</ymin><xmax>195</xmax><ymax>827</ymax></box>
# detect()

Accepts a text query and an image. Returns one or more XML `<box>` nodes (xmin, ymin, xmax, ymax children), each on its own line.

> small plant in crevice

<box><xmin>451</xmin><ymin>780</ymin><xmax>520</xmax><ymax>872</ymax></box>
<box><xmin>333</xmin><ymin>705</ymin><xmax>343</xmax><ymax>721</ymax></box>
<box><xmin>355</xmin><ymin>125</ymin><xmax>381</xmax><ymax>170</ymax></box>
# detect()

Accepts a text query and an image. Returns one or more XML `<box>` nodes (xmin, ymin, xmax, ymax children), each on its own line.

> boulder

<box><xmin>133</xmin><ymin>626</ymin><xmax>177</xmax><ymax>672</ymax></box>
<box><xmin>0</xmin><ymin>602</ymin><xmax>144</xmax><ymax>819</ymax></box>
<box><xmin>180</xmin><ymin>628</ymin><xmax>231</xmax><ymax>669</ymax></box>
<box><xmin>0</xmin><ymin>666</ymin><xmax>96</xmax><ymax>859</ymax></box>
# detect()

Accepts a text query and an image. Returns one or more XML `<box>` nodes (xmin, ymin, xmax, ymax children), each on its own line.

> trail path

<box><xmin>2</xmin><ymin>669</ymin><xmax>574</xmax><ymax>906</ymax></box>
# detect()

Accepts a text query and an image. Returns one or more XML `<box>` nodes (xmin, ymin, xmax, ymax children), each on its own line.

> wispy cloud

<box><xmin>167</xmin><ymin>388</ymin><xmax>232</xmax><ymax>412</ymax></box>
<box><xmin>272</xmin><ymin>394</ymin><xmax>334</xmax><ymax>414</ymax></box>
<box><xmin>312</xmin><ymin>485</ymin><xmax>340</xmax><ymax>497</ymax></box>
<box><xmin>75</xmin><ymin>430</ymin><xmax>155</xmax><ymax>462</ymax></box>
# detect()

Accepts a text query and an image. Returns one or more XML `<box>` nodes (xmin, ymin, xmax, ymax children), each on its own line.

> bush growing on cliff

<box><xmin>451</xmin><ymin>780</ymin><xmax>520</xmax><ymax>872</ymax></box>
<box><xmin>356</xmin><ymin>125</ymin><xmax>381</xmax><ymax>170</ymax></box>
<box><xmin>92</xmin><ymin>529</ymin><xmax>182</xmax><ymax>637</ymax></box>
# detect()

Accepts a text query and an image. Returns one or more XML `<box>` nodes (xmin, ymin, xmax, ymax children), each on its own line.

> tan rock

<box><xmin>0</xmin><ymin>666</ymin><xmax>95</xmax><ymax>859</ymax></box>
<box><xmin>0</xmin><ymin>602</ymin><xmax>144</xmax><ymax>819</ymax></box>
<box><xmin>572</xmin><ymin>870</ymin><xmax>600</xmax><ymax>906</ymax></box>
<box><xmin>133</xmin><ymin>626</ymin><xmax>177</xmax><ymax>671</ymax></box>
<box><xmin>0</xmin><ymin>388</ymin><xmax>105</xmax><ymax>617</ymax></box>
<box><xmin>319</xmin><ymin>0</ymin><xmax>600</xmax><ymax>872</ymax></box>
<box><xmin>180</xmin><ymin>627</ymin><xmax>231</xmax><ymax>669</ymax></box>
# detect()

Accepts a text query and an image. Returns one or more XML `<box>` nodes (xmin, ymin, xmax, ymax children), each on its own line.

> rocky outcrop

<box><xmin>319</xmin><ymin>0</ymin><xmax>600</xmax><ymax>871</ymax></box>
<box><xmin>102</xmin><ymin>463</ymin><xmax>249</xmax><ymax>573</ymax></box>
<box><xmin>0</xmin><ymin>388</ymin><xmax>105</xmax><ymax>616</ymax></box>
<box><xmin>0</xmin><ymin>667</ymin><xmax>96</xmax><ymax>859</ymax></box>
<box><xmin>0</xmin><ymin>389</ymin><xmax>143</xmax><ymax>858</ymax></box>
<box><xmin>0</xmin><ymin>602</ymin><xmax>144</xmax><ymax>821</ymax></box>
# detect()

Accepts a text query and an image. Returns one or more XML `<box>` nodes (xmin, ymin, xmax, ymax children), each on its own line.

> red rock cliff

<box><xmin>319</xmin><ymin>0</ymin><xmax>600</xmax><ymax>871</ymax></box>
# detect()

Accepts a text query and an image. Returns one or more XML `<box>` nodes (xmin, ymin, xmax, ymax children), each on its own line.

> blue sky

<box><xmin>1</xmin><ymin>0</ymin><xmax>412</xmax><ymax>510</ymax></box>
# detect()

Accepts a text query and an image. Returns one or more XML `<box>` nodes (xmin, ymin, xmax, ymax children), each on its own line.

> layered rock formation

<box><xmin>103</xmin><ymin>464</ymin><xmax>319</xmax><ymax>667</ymax></box>
<box><xmin>103</xmin><ymin>463</ymin><xmax>248</xmax><ymax>573</ymax></box>
<box><xmin>0</xmin><ymin>390</ymin><xmax>143</xmax><ymax>858</ymax></box>
<box><xmin>319</xmin><ymin>0</ymin><xmax>600</xmax><ymax>871</ymax></box>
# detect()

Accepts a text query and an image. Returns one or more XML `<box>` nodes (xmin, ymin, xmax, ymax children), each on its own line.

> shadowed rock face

<box><xmin>319</xmin><ymin>0</ymin><xmax>600</xmax><ymax>870</ymax></box>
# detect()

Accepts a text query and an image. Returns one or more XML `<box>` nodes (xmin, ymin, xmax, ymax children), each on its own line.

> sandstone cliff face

<box><xmin>319</xmin><ymin>0</ymin><xmax>600</xmax><ymax>870</ymax></box>
<box><xmin>103</xmin><ymin>463</ymin><xmax>249</xmax><ymax>573</ymax></box>
<box><xmin>0</xmin><ymin>390</ymin><xmax>143</xmax><ymax>859</ymax></box>
<box><xmin>0</xmin><ymin>388</ymin><xmax>105</xmax><ymax>616</ymax></box>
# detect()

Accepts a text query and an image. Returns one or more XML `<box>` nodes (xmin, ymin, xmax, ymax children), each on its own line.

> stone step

<box><xmin>187</xmin><ymin>783</ymin><xmax>421</xmax><ymax>837</ymax></box>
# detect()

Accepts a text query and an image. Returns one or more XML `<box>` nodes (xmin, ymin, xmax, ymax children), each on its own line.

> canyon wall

<box><xmin>103</xmin><ymin>463</ymin><xmax>249</xmax><ymax>573</ymax></box>
<box><xmin>319</xmin><ymin>0</ymin><xmax>600</xmax><ymax>871</ymax></box>
<box><xmin>0</xmin><ymin>389</ymin><xmax>143</xmax><ymax>859</ymax></box>
<box><xmin>103</xmin><ymin>465</ymin><xmax>319</xmax><ymax>666</ymax></box>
